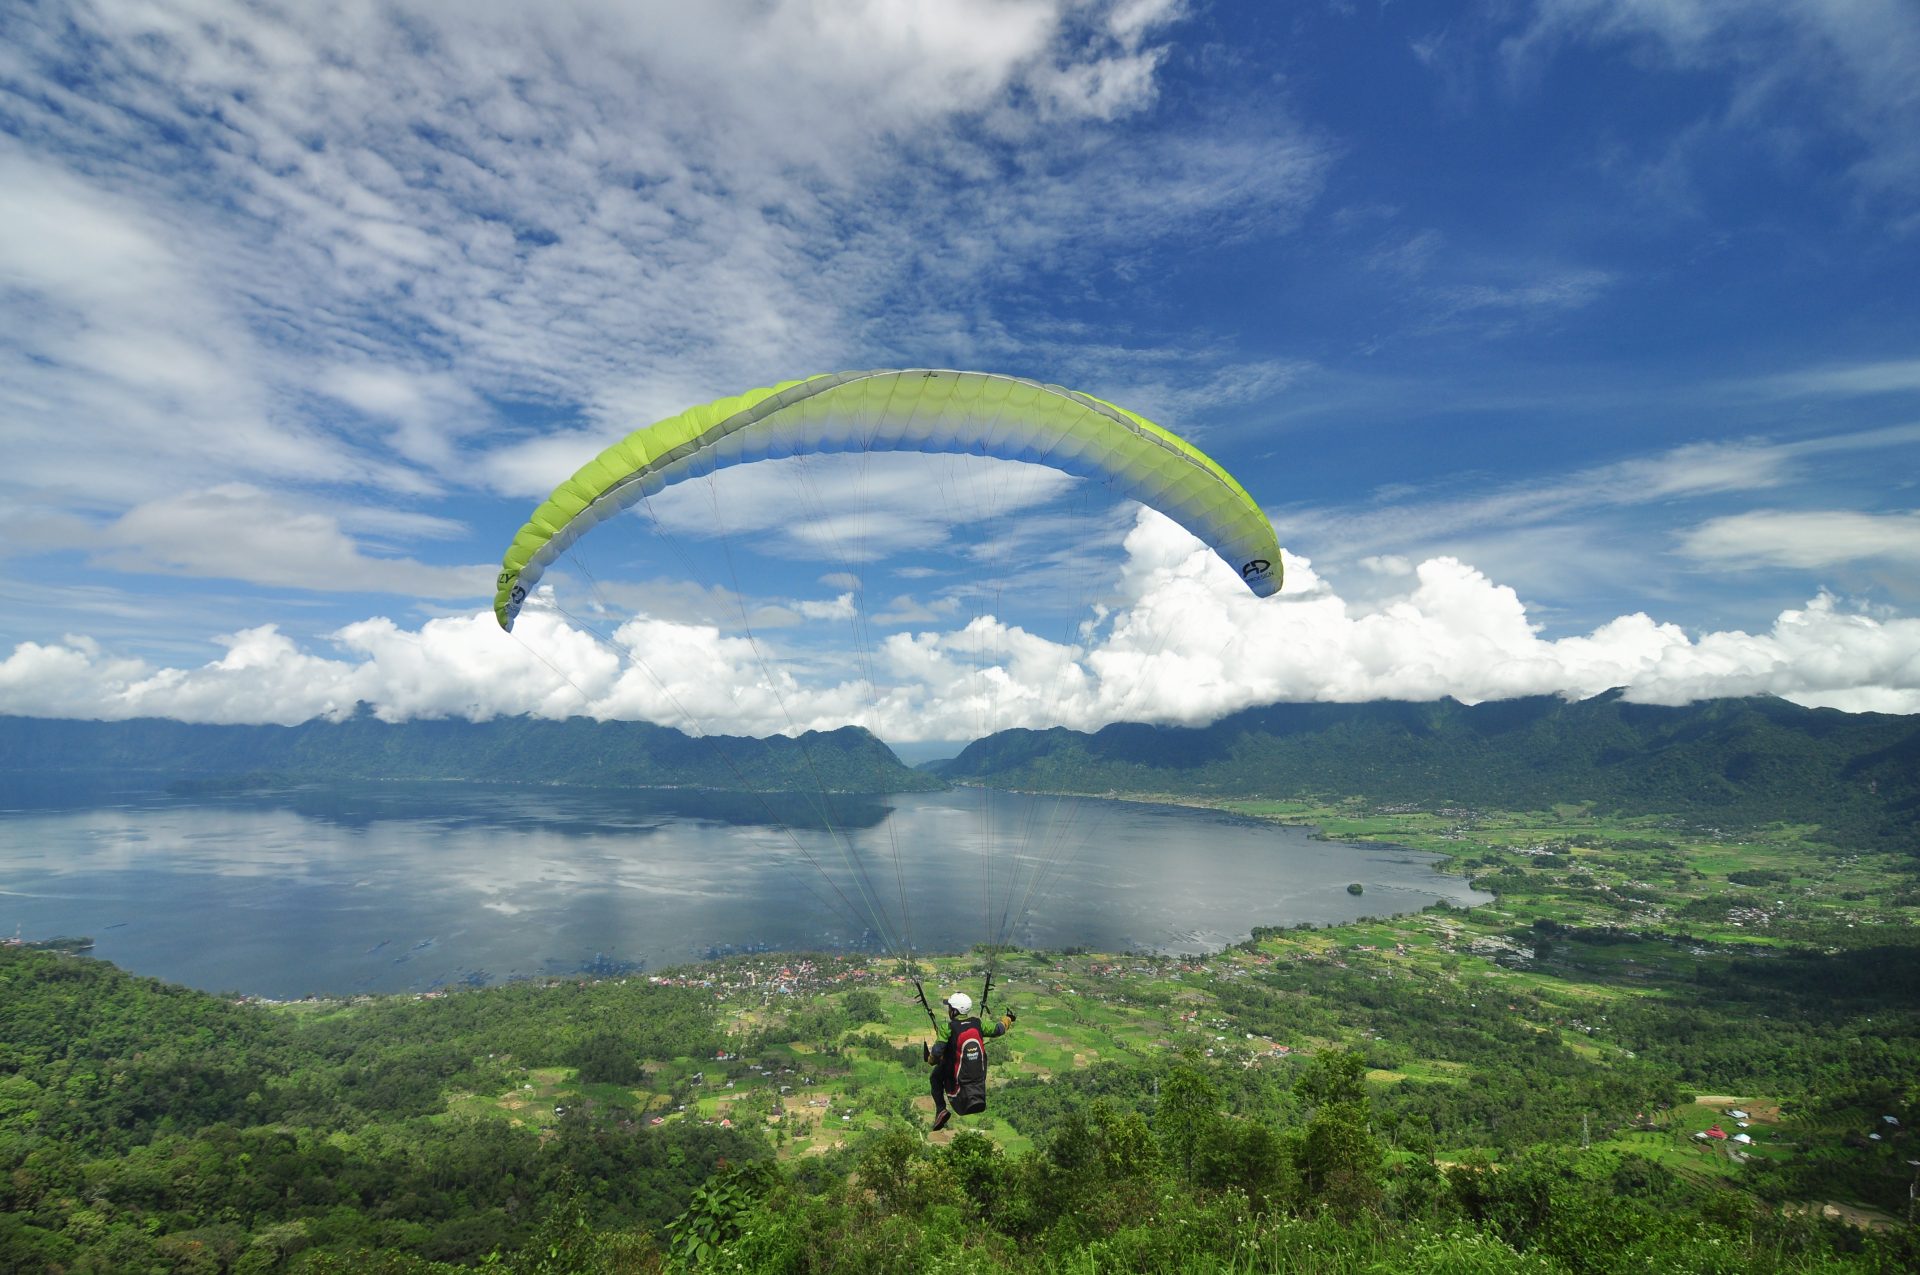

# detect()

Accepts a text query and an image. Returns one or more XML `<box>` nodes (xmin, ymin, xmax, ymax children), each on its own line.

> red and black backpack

<box><xmin>945</xmin><ymin>1018</ymin><xmax>989</xmax><ymax>1115</ymax></box>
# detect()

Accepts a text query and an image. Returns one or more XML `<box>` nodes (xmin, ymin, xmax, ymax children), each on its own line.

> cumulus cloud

<box><xmin>1278</xmin><ymin>420</ymin><xmax>1920</xmax><ymax>614</ymax></box>
<box><xmin>8</xmin><ymin>508</ymin><xmax>1917</xmax><ymax>732</ymax></box>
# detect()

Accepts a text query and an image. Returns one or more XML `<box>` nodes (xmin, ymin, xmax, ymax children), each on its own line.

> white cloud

<box><xmin>0</xmin><ymin>147</ymin><xmax>386</xmax><ymax>505</ymax></box>
<box><xmin>1276</xmin><ymin>416</ymin><xmax>1920</xmax><ymax>609</ymax></box>
<box><xmin>9</xmin><ymin>507</ymin><xmax>1918</xmax><ymax>732</ymax></box>
<box><xmin>1510</xmin><ymin>0</ymin><xmax>1920</xmax><ymax>204</ymax></box>
<box><xmin>556</xmin><ymin>452</ymin><xmax>1084</xmax><ymax>564</ymax></box>
<box><xmin>2</xmin><ymin>0</ymin><xmax>1317</xmax><ymax>608</ymax></box>
<box><xmin>1676</xmin><ymin>509</ymin><xmax>1920</xmax><ymax>569</ymax></box>
<box><xmin>317</xmin><ymin>363</ymin><xmax>491</xmax><ymax>466</ymax></box>
<box><xmin>794</xmin><ymin>593</ymin><xmax>859</xmax><ymax>621</ymax></box>
<box><xmin>1753</xmin><ymin>359</ymin><xmax>1920</xmax><ymax>399</ymax></box>
<box><xmin>1282</xmin><ymin>432</ymin><xmax>1802</xmax><ymax>572</ymax></box>
<box><xmin>0</xmin><ymin>0</ymin><xmax>1305</xmax><ymax>420</ymax></box>
<box><xmin>0</xmin><ymin>635</ymin><xmax>152</xmax><ymax>721</ymax></box>
<box><xmin>90</xmin><ymin>484</ymin><xmax>492</xmax><ymax>598</ymax></box>
<box><xmin>1428</xmin><ymin>267</ymin><xmax>1614</xmax><ymax>323</ymax></box>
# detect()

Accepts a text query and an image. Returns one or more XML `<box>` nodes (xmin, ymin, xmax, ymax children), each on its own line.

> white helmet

<box><xmin>945</xmin><ymin>991</ymin><xmax>973</xmax><ymax>1015</ymax></box>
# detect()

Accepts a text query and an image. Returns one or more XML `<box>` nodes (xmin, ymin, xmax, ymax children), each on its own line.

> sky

<box><xmin>2</xmin><ymin>0</ymin><xmax>1918</xmax><ymax>740</ymax></box>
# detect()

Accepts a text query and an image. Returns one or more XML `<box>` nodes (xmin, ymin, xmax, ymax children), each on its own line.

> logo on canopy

<box><xmin>1241</xmin><ymin>559</ymin><xmax>1272</xmax><ymax>582</ymax></box>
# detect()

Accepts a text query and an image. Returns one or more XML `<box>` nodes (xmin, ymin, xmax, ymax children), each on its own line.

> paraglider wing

<box><xmin>494</xmin><ymin>369</ymin><xmax>1282</xmax><ymax>630</ymax></box>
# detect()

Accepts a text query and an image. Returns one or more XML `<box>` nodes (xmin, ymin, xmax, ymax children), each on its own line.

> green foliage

<box><xmin>0</xmin><ymin>945</ymin><xmax>762</xmax><ymax>1271</ymax></box>
<box><xmin>1155</xmin><ymin>1064</ymin><xmax>1224</xmax><ymax>1183</ymax></box>
<box><xmin>8</xmin><ymin>792</ymin><xmax>1920</xmax><ymax>1275</ymax></box>
<box><xmin>1366</xmin><ymin>1226</ymin><xmax>1562</xmax><ymax>1274</ymax></box>
<box><xmin>1298</xmin><ymin>1098</ymin><xmax>1385</xmax><ymax>1221</ymax></box>
<box><xmin>0</xmin><ymin>710</ymin><xmax>942</xmax><ymax>793</ymax></box>
<box><xmin>569</xmin><ymin>1033</ymin><xmax>646</xmax><ymax>1086</ymax></box>
<box><xmin>665</xmin><ymin>1161</ymin><xmax>778</xmax><ymax>1269</ymax></box>
<box><xmin>935</xmin><ymin>695</ymin><xmax>1920</xmax><ymax>851</ymax></box>
<box><xmin>842</xmin><ymin>989</ymin><xmax>886</xmax><ymax>1024</ymax></box>
<box><xmin>1296</xmin><ymin>1050</ymin><xmax>1371</xmax><ymax>1109</ymax></box>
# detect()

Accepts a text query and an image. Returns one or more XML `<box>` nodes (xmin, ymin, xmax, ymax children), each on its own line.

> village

<box><xmin>325</xmin><ymin>794</ymin><xmax>1918</xmax><ymax>1226</ymax></box>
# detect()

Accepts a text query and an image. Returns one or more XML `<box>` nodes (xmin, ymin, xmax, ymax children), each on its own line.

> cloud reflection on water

<box><xmin>0</xmin><ymin>780</ymin><xmax>1489</xmax><ymax>996</ymax></box>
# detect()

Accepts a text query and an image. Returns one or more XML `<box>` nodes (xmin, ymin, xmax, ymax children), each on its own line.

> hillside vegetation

<box><xmin>0</xmin><ymin>707</ymin><xmax>938</xmax><ymax>794</ymax></box>
<box><xmin>5</xmin><ymin>791</ymin><xmax>1919</xmax><ymax>1272</ymax></box>
<box><xmin>934</xmin><ymin>694</ymin><xmax>1920</xmax><ymax>851</ymax></box>
<box><xmin>4</xmin><ymin>695</ymin><xmax>1918</xmax><ymax>1271</ymax></box>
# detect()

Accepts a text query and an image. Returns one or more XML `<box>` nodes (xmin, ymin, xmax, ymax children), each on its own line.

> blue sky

<box><xmin>2</xmin><ymin>0</ymin><xmax>1917</xmax><ymax>734</ymax></box>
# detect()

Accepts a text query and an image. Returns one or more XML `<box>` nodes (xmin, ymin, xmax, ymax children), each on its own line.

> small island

<box><xmin>1347</xmin><ymin>882</ymin><xmax>1364</xmax><ymax>895</ymax></box>
<box><xmin>6</xmin><ymin>934</ymin><xmax>95</xmax><ymax>953</ymax></box>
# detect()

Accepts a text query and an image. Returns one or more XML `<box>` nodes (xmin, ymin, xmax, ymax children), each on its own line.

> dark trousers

<box><xmin>929</xmin><ymin>1067</ymin><xmax>950</xmax><ymax>1114</ymax></box>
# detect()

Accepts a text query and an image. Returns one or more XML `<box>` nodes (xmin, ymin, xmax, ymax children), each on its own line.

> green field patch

<box><xmin>443</xmin><ymin>1091</ymin><xmax>506</xmax><ymax>1122</ymax></box>
<box><xmin>1378</xmin><ymin>1059</ymin><xmax>1470</xmax><ymax>1085</ymax></box>
<box><xmin>1014</xmin><ymin>1037</ymin><xmax>1085</xmax><ymax>1075</ymax></box>
<box><xmin>1220</xmin><ymin>799</ymin><xmax>1322</xmax><ymax>820</ymax></box>
<box><xmin>578</xmin><ymin>1080</ymin><xmax>640</xmax><ymax>1109</ymax></box>
<box><xmin>1598</xmin><ymin>1128</ymin><xmax>1749</xmax><ymax>1185</ymax></box>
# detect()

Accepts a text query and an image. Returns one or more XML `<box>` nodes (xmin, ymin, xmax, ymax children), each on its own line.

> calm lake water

<box><xmin>0</xmin><ymin>778</ymin><xmax>1489</xmax><ymax>997</ymax></box>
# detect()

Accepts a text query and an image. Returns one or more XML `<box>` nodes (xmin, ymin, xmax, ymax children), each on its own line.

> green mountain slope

<box><xmin>933</xmin><ymin>694</ymin><xmax>1920</xmax><ymax>849</ymax></box>
<box><xmin>0</xmin><ymin>706</ymin><xmax>942</xmax><ymax>794</ymax></box>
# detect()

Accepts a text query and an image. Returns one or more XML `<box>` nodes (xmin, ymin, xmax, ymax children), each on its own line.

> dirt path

<box><xmin>1783</xmin><ymin>1201</ymin><xmax>1905</xmax><ymax>1232</ymax></box>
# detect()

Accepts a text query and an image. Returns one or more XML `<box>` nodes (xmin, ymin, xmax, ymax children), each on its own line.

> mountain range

<box><xmin>932</xmin><ymin>692</ymin><xmax>1920</xmax><ymax>851</ymax></box>
<box><xmin>3</xmin><ymin>693</ymin><xmax>1914</xmax><ymax>848</ymax></box>
<box><xmin>0</xmin><ymin>704</ymin><xmax>939</xmax><ymax>794</ymax></box>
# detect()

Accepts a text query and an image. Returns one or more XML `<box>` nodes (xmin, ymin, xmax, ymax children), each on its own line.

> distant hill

<box><xmin>931</xmin><ymin>693</ymin><xmax>1920</xmax><ymax>850</ymax></box>
<box><xmin>0</xmin><ymin>706</ymin><xmax>943</xmax><ymax>794</ymax></box>
<box><xmin>8</xmin><ymin>694</ymin><xmax>1914</xmax><ymax>844</ymax></box>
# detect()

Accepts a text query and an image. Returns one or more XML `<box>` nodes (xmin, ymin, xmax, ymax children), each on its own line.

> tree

<box><xmin>1299</xmin><ymin>1100</ymin><xmax>1385</xmax><ymax>1221</ymax></box>
<box><xmin>568</xmin><ymin>1033</ymin><xmax>645</xmax><ymax>1086</ymax></box>
<box><xmin>1154</xmin><ymin>1064</ymin><xmax>1224</xmax><ymax>1185</ymax></box>
<box><xmin>1296</xmin><ymin>1049</ymin><xmax>1370</xmax><ymax>1111</ymax></box>
<box><xmin>1292</xmin><ymin>1050</ymin><xmax>1384</xmax><ymax>1220</ymax></box>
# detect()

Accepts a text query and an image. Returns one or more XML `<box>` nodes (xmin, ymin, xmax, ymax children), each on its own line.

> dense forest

<box><xmin>5</xmin><ymin>940</ymin><xmax>1917</xmax><ymax>1274</ymax></box>
<box><xmin>933</xmin><ymin>693</ymin><xmax>1920</xmax><ymax>850</ymax></box>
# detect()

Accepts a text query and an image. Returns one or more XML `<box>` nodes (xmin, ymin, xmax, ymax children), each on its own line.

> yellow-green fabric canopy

<box><xmin>496</xmin><ymin>369</ymin><xmax>1282</xmax><ymax>629</ymax></box>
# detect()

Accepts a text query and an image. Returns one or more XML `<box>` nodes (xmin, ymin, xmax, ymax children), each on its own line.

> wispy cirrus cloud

<box><xmin>1272</xmin><ymin>419</ymin><xmax>1920</xmax><ymax>624</ymax></box>
<box><xmin>89</xmin><ymin>485</ymin><xmax>491</xmax><ymax>599</ymax></box>
<box><xmin>1748</xmin><ymin>359</ymin><xmax>1920</xmax><ymax>400</ymax></box>
<box><xmin>1676</xmin><ymin>509</ymin><xmax>1920</xmax><ymax>570</ymax></box>
<box><xmin>1507</xmin><ymin>0</ymin><xmax>1920</xmax><ymax>207</ymax></box>
<box><xmin>0</xmin><ymin>0</ymin><xmax>1324</xmax><ymax>616</ymax></box>
<box><xmin>1279</xmin><ymin>431</ymin><xmax>1805</xmax><ymax>564</ymax></box>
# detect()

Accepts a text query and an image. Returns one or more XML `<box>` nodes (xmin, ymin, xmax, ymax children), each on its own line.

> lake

<box><xmin>0</xmin><ymin>778</ymin><xmax>1489</xmax><ymax>997</ymax></box>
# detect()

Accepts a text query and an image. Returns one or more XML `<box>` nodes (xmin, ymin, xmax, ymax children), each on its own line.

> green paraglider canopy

<box><xmin>495</xmin><ymin>368</ymin><xmax>1282</xmax><ymax>630</ymax></box>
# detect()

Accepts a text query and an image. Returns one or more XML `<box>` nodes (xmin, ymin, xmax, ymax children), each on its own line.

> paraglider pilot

<box><xmin>925</xmin><ymin>990</ymin><xmax>1014</xmax><ymax>1131</ymax></box>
